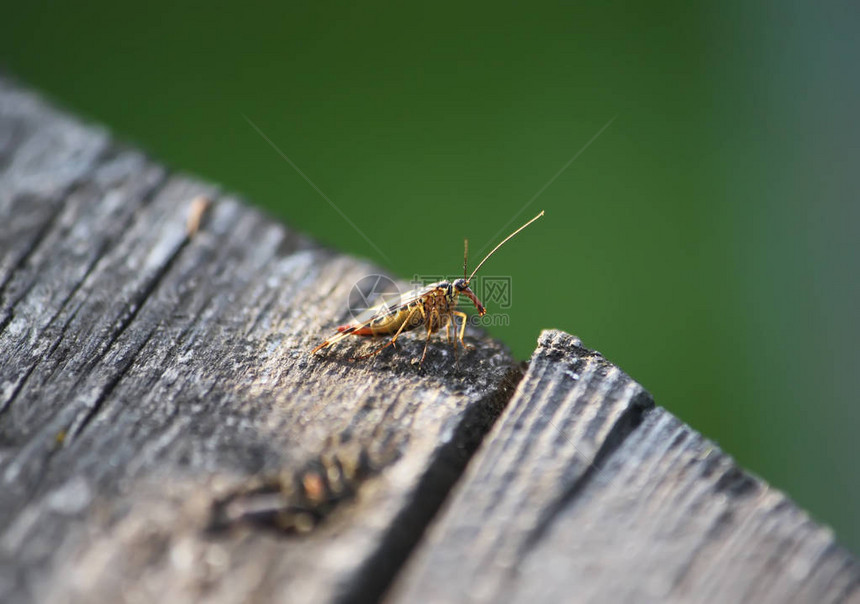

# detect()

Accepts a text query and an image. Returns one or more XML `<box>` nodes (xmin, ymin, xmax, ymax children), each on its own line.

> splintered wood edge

<box><xmin>389</xmin><ymin>329</ymin><xmax>860</xmax><ymax>603</ymax></box>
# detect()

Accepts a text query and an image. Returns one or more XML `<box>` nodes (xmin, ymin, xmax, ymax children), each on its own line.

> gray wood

<box><xmin>391</xmin><ymin>330</ymin><xmax>860</xmax><ymax>604</ymax></box>
<box><xmin>0</xmin><ymin>76</ymin><xmax>521</xmax><ymax>604</ymax></box>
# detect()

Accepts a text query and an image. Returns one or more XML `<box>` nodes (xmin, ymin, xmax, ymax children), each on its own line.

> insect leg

<box><xmin>453</xmin><ymin>311</ymin><xmax>473</xmax><ymax>351</ymax></box>
<box><xmin>419</xmin><ymin>308</ymin><xmax>441</xmax><ymax>366</ymax></box>
<box><xmin>352</xmin><ymin>305</ymin><xmax>420</xmax><ymax>361</ymax></box>
<box><xmin>450</xmin><ymin>312</ymin><xmax>460</xmax><ymax>368</ymax></box>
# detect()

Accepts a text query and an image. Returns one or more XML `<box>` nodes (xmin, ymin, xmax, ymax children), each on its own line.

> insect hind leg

<box><xmin>418</xmin><ymin>308</ymin><xmax>442</xmax><ymax>366</ymax></box>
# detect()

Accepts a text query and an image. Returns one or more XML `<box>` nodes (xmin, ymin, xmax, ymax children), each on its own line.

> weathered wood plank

<box><xmin>391</xmin><ymin>330</ymin><xmax>860</xmax><ymax>603</ymax></box>
<box><xmin>0</xmin><ymin>76</ymin><xmax>521</xmax><ymax>604</ymax></box>
<box><xmin>506</xmin><ymin>408</ymin><xmax>860</xmax><ymax>603</ymax></box>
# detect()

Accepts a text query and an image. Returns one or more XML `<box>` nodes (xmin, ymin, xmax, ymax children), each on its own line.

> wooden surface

<box><xmin>391</xmin><ymin>331</ymin><xmax>860</xmax><ymax>603</ymax></box>
<box><xmin>1</xmin><ymin>76</ymin><xmax>858</xmax><ymax>604</ymax></box>
<box><xmin>0</xmin><ymin>76</ymin><xmax>520</xmax><ymax>604</ymax></box>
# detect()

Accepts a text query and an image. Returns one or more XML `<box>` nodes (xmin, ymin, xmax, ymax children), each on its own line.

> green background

<box><xmin>3</xmin><ymin>2</ymin><xmax>858</xmax><ymax>551</ymax></box>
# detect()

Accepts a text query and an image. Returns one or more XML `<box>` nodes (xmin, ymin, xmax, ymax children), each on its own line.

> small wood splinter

<box><xmin>186</xmin><ymin>195</ymin><xmax>212</xmax><ymax>237</ymax></box>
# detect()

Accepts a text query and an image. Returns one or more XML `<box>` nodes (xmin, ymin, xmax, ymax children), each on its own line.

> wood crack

<box><xmin>0</xmin><ymin>192</ymin><xmax>65</xmax><ymax>303</ymax></box>
<box><xmin>342</xmin><ymin>364</ymin><xmax>524</xmax><ymax>604</ymax></box>
<box><xmin>61</xmin><ymin>206</ymin><xmax>192</xmax><ymax>442</ymax></box>
<box><xmin>0</xmin><ymin>167</ymin><xmax>169</xmax><ymax>419</ymax></box>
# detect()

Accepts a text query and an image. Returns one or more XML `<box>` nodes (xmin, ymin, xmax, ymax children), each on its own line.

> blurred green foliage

<box><xmin>2</xmin><ymin>1</ymin><xmax>857</xmax><ymax>552</ymax></box>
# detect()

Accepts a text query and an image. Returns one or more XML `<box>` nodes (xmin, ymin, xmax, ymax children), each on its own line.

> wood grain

<box><xmin>0</xmin><ymin>76</ymin><xmax>521</xmax><ymax>604</ymax></box>
<box><xmin>391</xmin><ymin>330</ymin><xmax>860</xmax><ymax>604</ymax></box>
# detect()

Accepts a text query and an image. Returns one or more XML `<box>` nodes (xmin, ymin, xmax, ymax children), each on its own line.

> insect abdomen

<box><xmin>341</xmin><ymin>302</ymin><xmax>424</xmax><ymax>337</ymax></box>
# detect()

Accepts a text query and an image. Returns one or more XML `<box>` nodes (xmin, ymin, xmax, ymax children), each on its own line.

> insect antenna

<box><xmin>463</xmin><ymin>239</ymin><xmax>469</xmax><ymax>280</ymax></box>
<box><xmin>467</xmin><ymin>210</ymin><xmax>544</xmax><ymax>283</ymax></box>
